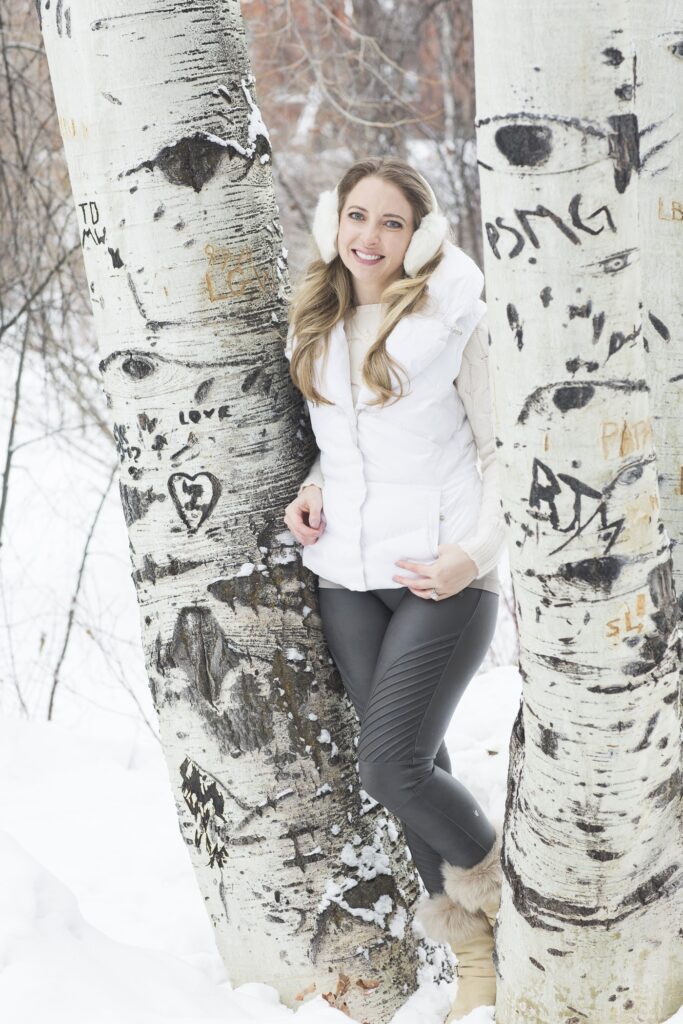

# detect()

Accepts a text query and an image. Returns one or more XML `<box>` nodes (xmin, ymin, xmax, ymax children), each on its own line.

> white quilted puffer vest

<box><xmin>286</xmin><ymin>239</ymin><xmax>487</xmax><ymax>591</ymax></box>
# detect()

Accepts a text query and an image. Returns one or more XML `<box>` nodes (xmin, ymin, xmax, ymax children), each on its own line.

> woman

<box><xmin>283</xmin><ymin>156</ymin><xmax>506</xmax><ymax>1021</ymax></box>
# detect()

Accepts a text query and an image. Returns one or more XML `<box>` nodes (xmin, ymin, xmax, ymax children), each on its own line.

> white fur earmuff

<box><xmin>311</xmin><ymin>188</ymin><xmax>341</xmax><ymax>265</ymax></box>
<box><xmin>311</xmin><ymin>174</ymin><xmax>449</xmax><ymax>278</ymax></box>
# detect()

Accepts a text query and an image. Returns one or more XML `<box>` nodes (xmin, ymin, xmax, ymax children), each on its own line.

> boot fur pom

<box><xmin>413</xmin><ymin>890</ymin><xmax>487</xmax><ymax>947</ymax></box>
<box><xmin>441</xmin><ymin>824</ymin><xmax>503</xmax><ymax>916</ymax></box>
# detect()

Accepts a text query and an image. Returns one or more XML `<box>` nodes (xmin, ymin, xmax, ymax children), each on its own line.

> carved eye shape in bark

<box><xmin>99</xmin><ymin>350</ymin><xmax>160</xmax><ymax>397</ymax></box>
<box><xmin>590</xmin><ymin>248</ymin><xmax>637</xmax><ymax>275</ymax></box>
<box><xmin>481</xmin><ymin>116</ymin><xmax>583</xmax><ymax>174</ymax></box>
<box><xmin>479</xmin><ymin>113</ymin><xmax>644</xmax><ymax>194</ymax></box>
<box><xmin>121</xmin><ymin>354</ymin><xmax>155</xmax><ymax>379</ymax></box>
<box><xmin>552</xmin><ymin>382</ymin><xmax>596</xmax><ymax>413</ymax></box>
<box><xmin>494</xmin><ymin>124</ymin><xmax>553</xmax><ymax>168</ymax></box>
<box><xmin>168</xmin><ymin>472</ymin><xmax>222</xmax><ymax>532</ymax></box>
<box><xmin>124</xmin><ymin>135</ymin><xmax>226</xmax><ymax>194</ymax></box>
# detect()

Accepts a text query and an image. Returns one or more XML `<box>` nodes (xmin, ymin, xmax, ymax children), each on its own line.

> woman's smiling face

<box><xmin>337</xmin><ymin>175</ymin><xmax>415</xmax><ymax>304</ymax></box>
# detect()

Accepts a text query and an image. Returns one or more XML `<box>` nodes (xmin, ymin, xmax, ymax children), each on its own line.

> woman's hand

<box><xmin>392</xmin><ymin>543</ymin><xmax>478</xmax><ymax>600</ymax></box>
<box><xmin>283</xmin><ymin>485</ymin><xmax>326</xmax><ymax>546</ymax></box>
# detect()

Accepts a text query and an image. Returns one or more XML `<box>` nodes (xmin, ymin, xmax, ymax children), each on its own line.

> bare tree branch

<box><xmin>47</xmin><ymin>463</ymin><xmax>118</xmax><ymax>720</ymax></box>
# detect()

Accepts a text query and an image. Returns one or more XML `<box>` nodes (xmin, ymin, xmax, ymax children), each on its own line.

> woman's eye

<box><xmin>348</xmin><ymin>211</ymin><xmax>402</xmax><ymax>229</ymax></box>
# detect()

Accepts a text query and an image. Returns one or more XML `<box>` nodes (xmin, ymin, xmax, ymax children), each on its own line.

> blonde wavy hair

<box><xmin>286</xmin><ymin>157</ymin><xmax>453</xmax><ymax>408</ymax></box>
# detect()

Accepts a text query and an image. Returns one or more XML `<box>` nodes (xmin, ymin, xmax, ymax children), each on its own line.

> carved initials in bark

<box><xmin>168</xmin><ymin>471</ymin><xmax>221</xmax><ymax>532</ymax></box>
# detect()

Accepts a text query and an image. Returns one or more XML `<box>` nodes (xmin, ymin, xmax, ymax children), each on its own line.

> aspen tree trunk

<box><xmin>472</xmin><ymin>0</ymin><xmax>683</xmax><ymax>1021</ymax></box>
<box><xmin>634</xmin><ymin>9</ymin><xmax>683</xmax><ymax>605</ymax></box>
<box><xmin>37</xmin><ymin>2</ymin><xmax>431</xmax><ymax>1018</ymax></box>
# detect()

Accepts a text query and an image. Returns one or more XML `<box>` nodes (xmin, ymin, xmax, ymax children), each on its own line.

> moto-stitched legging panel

<box><xmin>318</xmin><ymin>583</ymin><xmax>498</xmax><ymax>895</ymax></box>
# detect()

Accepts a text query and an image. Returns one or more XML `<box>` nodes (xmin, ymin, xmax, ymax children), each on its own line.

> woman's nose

<box><xmin>360</xmin><ymin>225</ymin><xmax>381</xmax><ymax>245</ymax></box>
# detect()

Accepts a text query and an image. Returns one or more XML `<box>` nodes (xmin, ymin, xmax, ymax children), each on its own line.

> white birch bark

<box><xmin>37</xmin><ymin>2</ymin><xmax>434</xmax><ymax>1018</ymax></box>
<box><xmin>634</xmin><ymin>7</ymin><xmax>683</xmax><ymax>614</ymax></box>
<box><xmin>472</xmin><ymin>0</ymin><xmax>683</xmax><ymax>1020</ymax></box>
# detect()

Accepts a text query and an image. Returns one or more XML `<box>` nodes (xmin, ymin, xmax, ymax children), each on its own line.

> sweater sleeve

<box><xmin>298</xmin><ymin>453</ymin><xmax>324</xmax><ymax>495</ymax></box>
<box><xmin>453</xmin><ymin>314</ymin><xmax>507</xmax><ymax>576</ymax></box>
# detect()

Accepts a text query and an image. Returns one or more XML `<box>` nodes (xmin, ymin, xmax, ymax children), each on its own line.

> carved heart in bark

<box><xmin>168</xmin><ymin>471</ymin><xmax>221</xmax><ymax>532</ymax></box>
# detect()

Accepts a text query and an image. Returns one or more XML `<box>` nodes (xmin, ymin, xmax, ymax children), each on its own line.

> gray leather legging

<box><xmin>318</xmin><ymin>583</ymin><xmax>499</xmax><ymax>895</ymax></box>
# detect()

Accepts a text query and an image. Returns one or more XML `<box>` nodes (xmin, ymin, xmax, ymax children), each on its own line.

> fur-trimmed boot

<box><xmin>414</xmin><ymin>824</ymin><xmax>503</xmax><ymax>1022</ymax></box>
<box><xmin>415</xmin><ymin>888</ymin><xmax>496</xmax><ymax>1021</ymax></box>
<box><xmin>414</xmin><ymin>888</ymin><xmax>496</xmax><ymax>1021</ymax></box>
<box><xmin>441</xmin><ymin>825</ymin><xmax>503</xmax><ymax>932</ymax></box>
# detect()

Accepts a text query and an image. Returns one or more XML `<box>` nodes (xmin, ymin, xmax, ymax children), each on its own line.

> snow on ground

<box><xmin>0</xmin><ymin>667</ymin><xmax>522</xmax><ymax>1024</ymax></box>
<box><xmin>2</xmin><ymin>674</ymin><xmax>679</xmax><ymax>1024</ymax></box>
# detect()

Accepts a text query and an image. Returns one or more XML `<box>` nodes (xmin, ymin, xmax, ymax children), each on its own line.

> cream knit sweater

<box><xmin>298</xmin><ymin>303</ymin><xmax>504</xmax><ymax>595</ymax></box>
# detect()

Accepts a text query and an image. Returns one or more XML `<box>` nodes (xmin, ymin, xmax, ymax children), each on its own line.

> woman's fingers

<box><xmin>393</xmin><ymin>574</ymin><xmax>425</xmax><ymax>586</ymax></box>
<box><xmin>284</xmin><ymin>500</ymin><xmax>325</xmax><ymax>545</ymax></box>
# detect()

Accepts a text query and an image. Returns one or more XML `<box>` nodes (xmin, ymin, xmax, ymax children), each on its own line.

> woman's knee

<box><xmin>358</xmin><ymin>757</ymin><xmax>430</xmax><ymax>813</ymax></box>
<box><xmin>359</xmin><ymin>758</ymin><xmax>398</xmax><ymax>809</ymax></box>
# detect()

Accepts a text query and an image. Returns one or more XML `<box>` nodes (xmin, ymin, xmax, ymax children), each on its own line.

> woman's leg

<box><xmin>317</xmin><ymin>587</ymin><xmax>392</xmax><ymax>717</ymax></box>
<box><xmin>317</xmin><ymin>586</ymin><xmax>455</xmax><ymax>891</ymax></box>
<box><xmin>356</xmin><ymin>586</ymin><xmax>499</xmax><ymax>894</ymax></box>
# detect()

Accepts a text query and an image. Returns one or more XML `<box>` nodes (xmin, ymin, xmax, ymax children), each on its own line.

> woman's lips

<box><xmin>352</xmin><ymin>248</ymin><xmax>384</xmax><ymax>265</ymax></box>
